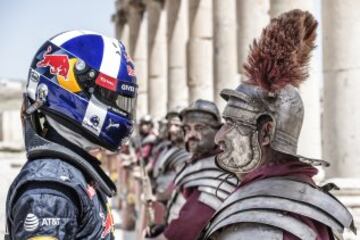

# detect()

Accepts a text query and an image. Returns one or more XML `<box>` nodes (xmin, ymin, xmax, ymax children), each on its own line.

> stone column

<box><xmin>113</xmin><ymin>0</ymin><xmax>128</xmax><ymax>44</ymax></box>
<box><xmin>270</xmin><ymin>0</ymin><xmax>322</xmax><ymax>160</ymax></box>
<box><xmin>119</xmin><ymin>23</ymin><xmax>130</xmax><ymax>50</ymax></box>
<box><xmin>128</xmin><ymin>2</ymin><xmax>149</xmax><ymax>118</ymax></box>
<box><xmin>237</xmin><ymin>0</ymin><xmax>270</xmax><ymax>75</ymax></box>
<box><xmin>188</xmin><ymin>0</ymin><xmax>213</xmax><ymax>102</ymax></box>
<box><xmin>322</xmin><ymin>0</ymin><xmax>360</xmax><ymax>178</ymax></box>
<box><xmin>147</xmin><ymin>0</ymin><xmax>168</xmax><ymax>119</ymax></box>
<box><xmin>167</xmin><ymin>0</ymin><xmax>189</xmax><ymax>110</ymax></box>
<box><xmin>118</xmin><ymin>19</ymin><xmax>130</xmax><ymax>49</ymax></box>
<box><xmin>213</xmin><ymin>0</ymin><xmax>238</xmax><ymax>111</ymax></box>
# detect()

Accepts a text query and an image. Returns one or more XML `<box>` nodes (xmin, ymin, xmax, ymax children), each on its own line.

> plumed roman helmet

<box><xmin>221</xmin><ymin>9</ymin><xmax>328</xmax><ymax>166</ymax></box>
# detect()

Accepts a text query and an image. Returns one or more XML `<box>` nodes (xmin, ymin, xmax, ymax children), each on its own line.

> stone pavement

<box><xmin>0</xmin><ymin>151</ymin><xmax>136</xmax><ymax>240</ymax></box>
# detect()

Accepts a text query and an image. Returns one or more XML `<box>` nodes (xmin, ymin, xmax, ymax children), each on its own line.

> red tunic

<box><xmin>240</xmin><ymin>161</ymin><xmax>334</xmax><ymax>240</ymax></box>
<box><xmin>163</xmin><ymin>188</ymin><xmax>215</xmax><ymax>240</ymax></box>
<box><xmin>163</xmin><ymin>151</ymin><xmax>220</xmax><ymax>240</ymax></box>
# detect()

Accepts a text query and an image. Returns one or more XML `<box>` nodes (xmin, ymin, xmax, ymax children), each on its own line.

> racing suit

<box><xmin>5</xmin><ymin>125</ymin><xmax>117</xmax><ymax>240</ymax></box>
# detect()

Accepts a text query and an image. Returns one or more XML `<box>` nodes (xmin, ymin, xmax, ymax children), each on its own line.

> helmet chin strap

<box><xmin>45</xmin><ymin>115</ymin><xmax>100</xmax><ymax>151</ymax></box>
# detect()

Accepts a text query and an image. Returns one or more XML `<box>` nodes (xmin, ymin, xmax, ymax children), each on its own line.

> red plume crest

<box><xmin>243</xmin><ymin>9</ymin><xmax>318</xmax><ymax>92</ymax></box>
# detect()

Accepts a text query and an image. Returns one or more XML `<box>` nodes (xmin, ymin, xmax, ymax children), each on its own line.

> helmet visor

<box><xmin>94</xmin><ymin>86</ymin><xmax>137</xmax><ymax>119</ymax></box>
<box><xmin>115</xmin><ymin>93</ymin><xmax>137</xmax><ymax>119</ymax></box>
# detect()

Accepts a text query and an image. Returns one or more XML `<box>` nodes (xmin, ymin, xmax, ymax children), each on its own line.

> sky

<box><xmin>0</xmin><ymin>0</ymin><xmax>116</xmax><ymax>81</ymax></box>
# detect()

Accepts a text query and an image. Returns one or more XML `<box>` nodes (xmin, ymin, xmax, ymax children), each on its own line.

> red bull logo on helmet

<box><xmin>36</xmin><ymin>46</ymin><xmax>70</xmax><ymax>79</ymax></box>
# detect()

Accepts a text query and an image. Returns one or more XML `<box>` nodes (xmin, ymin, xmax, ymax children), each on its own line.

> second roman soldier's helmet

<box><xmin>180</xmin><ymin>99</ymin><xmax>222</xmax><ymax>128</ymax></box>
<box><xmin>166</xmin><ymin>106</ymin><xmax>184</xmax><ymax>126</ymax></box>
<box><xmin>220</xmin><ymin>10</ymin><xmax>328</xmax><ymax>167</ymax></box>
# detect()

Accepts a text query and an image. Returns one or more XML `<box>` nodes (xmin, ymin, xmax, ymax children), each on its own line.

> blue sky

<box><xmin>0</xmin><ymin>0</ymin><xmax>116</xmax><ymax>80</ymax></box>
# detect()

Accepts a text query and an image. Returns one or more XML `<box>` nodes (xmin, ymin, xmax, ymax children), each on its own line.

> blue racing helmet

<box><xmin>26</xmin><ymin>30</ymin><xmax>138</xmax><ymax>151</ymax></box>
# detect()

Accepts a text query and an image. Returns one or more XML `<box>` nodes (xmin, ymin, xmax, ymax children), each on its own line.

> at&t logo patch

<box><xmin>24</xmin><ymin>213</ymin><xmax>39</xmax><ymax>232</ymax></box>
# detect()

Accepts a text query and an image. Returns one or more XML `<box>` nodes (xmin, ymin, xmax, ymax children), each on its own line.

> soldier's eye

<box><xmin>195</xmin><ymin>125</ymin><xmax>206</xmax><ymax>131</ymax></box>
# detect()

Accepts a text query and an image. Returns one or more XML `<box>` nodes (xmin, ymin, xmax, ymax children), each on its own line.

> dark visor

<box><xmin>94</xmin><ymin>86</ymin><xmax>137</xmax><ymax>119</ymax></box>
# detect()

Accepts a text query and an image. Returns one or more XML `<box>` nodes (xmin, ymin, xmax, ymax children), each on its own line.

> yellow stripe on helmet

<box><xmin>57</xmin><ymin>58</ymin><xmax>82</xmax><ymax>93</ymax></box>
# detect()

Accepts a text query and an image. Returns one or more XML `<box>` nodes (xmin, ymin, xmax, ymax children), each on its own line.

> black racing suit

<box><xmin>5</xmin><ymin>125</ymin><xmax>117</xmax><ymax>240</ymax></box>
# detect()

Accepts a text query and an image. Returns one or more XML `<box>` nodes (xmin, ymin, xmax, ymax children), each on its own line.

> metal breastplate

<box><xmin>166</xmin><ymin>156</ymin><xmax>238</xmax><ymax>224</ymax></box>
<box><xmin>201</xmin><ymin>177</ymin><xmax>356</xmax><ymax>240</ymax></box>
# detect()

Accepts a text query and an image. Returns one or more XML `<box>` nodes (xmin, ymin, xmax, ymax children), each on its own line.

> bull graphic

<box><xmin>36</xmin><ymin>46</ymin><xmax>70</xmax><ymax>79</ymax></box>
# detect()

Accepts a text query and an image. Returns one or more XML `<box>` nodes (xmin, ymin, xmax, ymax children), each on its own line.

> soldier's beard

<box><xmin>186</xmin><ymin>138</ymin><xmax>199</xmax><ymax>153</ymax></box>
<box><xmin>216</xmin><ymin>127</ymin><xmax>261</xmax><ymax>175</ymax></box>
<box><xmin>186</xmin><ymin>137</ymin><xmax>215</xmax><ymax>157</ymax></box>
<box><xmin>186</xmin><ymin>129</ymin><xmax>217</xmax><ymax>157</ymax></box>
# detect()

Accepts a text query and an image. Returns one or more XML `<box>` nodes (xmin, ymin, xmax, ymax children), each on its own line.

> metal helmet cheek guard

<box><xmin>26</xmin><ymin>30</ymin><xmax>138</xmax><ymax>151</ymax></box>
<box><xmin>221</xmin><ymin>84</ymin><xmax>304</xmax><ymax>157</ymax></box>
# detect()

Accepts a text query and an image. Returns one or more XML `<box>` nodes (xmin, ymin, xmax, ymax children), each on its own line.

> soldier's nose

<box><xmin>215</xmin><ymin>126</ymin><xmax>226</xmax><ymax>145</ymax></box>
<box><xmin>169</xmin><ymin>125</ymin><xmax>177</xmax><ymax>133</ymax></box>
<box><xmin>185</xmin><ymin>131</ymin><xmax>196</xmax><ymax>141</ymax></box>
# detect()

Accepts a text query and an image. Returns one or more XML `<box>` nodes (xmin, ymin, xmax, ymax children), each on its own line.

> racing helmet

<box><xmin>26</xmin><ymin>30</ymin><xmax>138</xmax><ymax>151</ymax></box>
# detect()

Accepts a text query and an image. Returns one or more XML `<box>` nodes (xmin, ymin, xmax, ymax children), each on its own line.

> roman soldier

<box><xmin>145</xmin><ymin>100</ymin><xmax>238</xmax><ymax>240</ymax></box>
<box><xmin>199</xmin><ymin>10</ymin><xmax>356</xmax><ymax>240</ymax></box>
<box><xmin>149</xmin><ymin>117</ymin><xmax>171</xmax><ymax>173</ymax></box>
<box><xmin>135</xmin><ymin>115</ymin><xmax>158</xmax><ymax>165</ymax></box>
<box><xmin>152</xmin><ymin>108</ymin><xmax>190</xmax><ymax>202</ymax></box>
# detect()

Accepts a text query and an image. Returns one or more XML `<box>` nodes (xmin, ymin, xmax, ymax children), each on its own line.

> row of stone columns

<box><xmin>113</xmin><ymin>0</ymin><xmax>360</xmax><ymax>180</ymax></box>
<box><xmin>114</xmin><ymin>0</ymin><xmax>320</xmax><ymax>157</ymax></box>
<box><xmin>115</xmin><ymin>0</ymin><xmax>236</xmax><ymax>117</ymax></box>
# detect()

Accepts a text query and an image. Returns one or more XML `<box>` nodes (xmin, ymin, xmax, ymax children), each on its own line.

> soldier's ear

<box><xmin>259</xmin><ymin>121</ymin><xmax>273</xmax><ymax>146</ymax></box>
